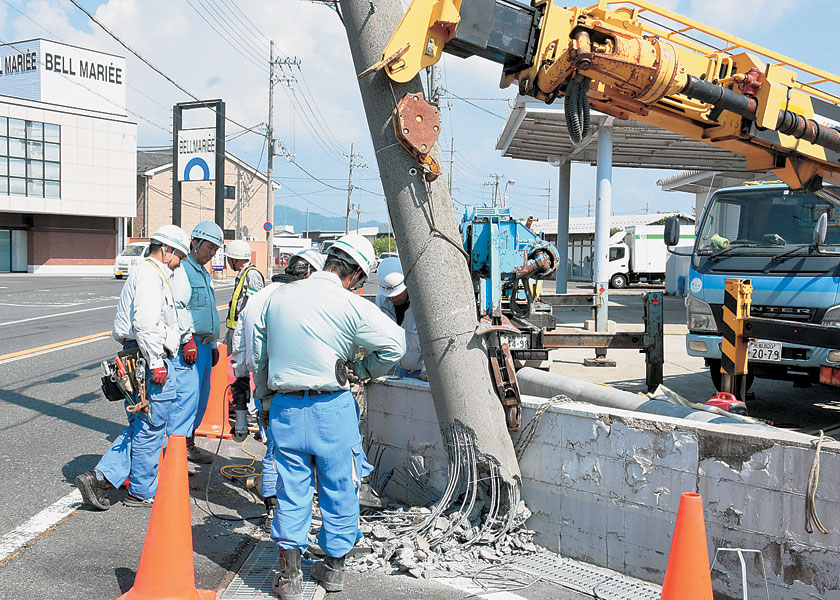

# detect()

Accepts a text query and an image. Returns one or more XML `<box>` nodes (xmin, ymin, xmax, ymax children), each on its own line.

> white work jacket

<box><xmin>230</xmin><ymin>282</ymin><xmax>283</xmax><ymax>378</ymax></box>
<box><xmin>253</xmin><ymin>271</ymin><xmax>406</xmax><ymax>401</ymax></box>
<box><xmin>375</xmin><ymin>293</ymin><xmax>424</xmax><ymax>373</ymax></box>
<box><xmin>112</xmin><ymin>257</ymin><xmax>180</xmax><ymax>369</ymax></box>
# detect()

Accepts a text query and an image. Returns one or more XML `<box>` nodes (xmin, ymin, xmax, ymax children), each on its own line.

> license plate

<box><xmin>500</xmin><ymin>333</ymin><xmax>530</xmax><ymax>350</ymax></box>
<box><xmin>748</xmin><ymin>340</ymin><xmax>782</xmax><ymax>362</ymax></box>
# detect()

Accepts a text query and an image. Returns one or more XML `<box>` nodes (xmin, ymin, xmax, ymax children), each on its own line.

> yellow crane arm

<box><xmin>364</xmin><ymin>0</ymin><xmax>840</xmax><ymax>192</ymax></box>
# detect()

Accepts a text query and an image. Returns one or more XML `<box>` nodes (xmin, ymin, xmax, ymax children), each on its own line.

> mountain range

<box><xmin>274</xmin><ymin>204</ymin><xmax>385</xmax><ymax>233</ymax></box>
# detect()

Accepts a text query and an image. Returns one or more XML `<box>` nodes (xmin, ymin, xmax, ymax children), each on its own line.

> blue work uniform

<box><xmin>253</xmin><ymin>271</ymin><xmax>406</xmax><ymax>557</ymax></box>
<box><xmin>97</xmin><ymin>257</ymin><xmax>180</xmax><ymax>500</ymax></box>
<box><xmin>170</xmin><ymin>253</ymin><xmax>219</xmax><ymax>436</ymax></box>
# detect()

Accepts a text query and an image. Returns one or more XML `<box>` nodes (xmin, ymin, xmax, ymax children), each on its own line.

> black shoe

<box><xmin>273</xmin><ymin>548</ymin><xmax>303</xmax><ymax>600</ymax></box>
<box><xmin>186</xmin><ymin>437</ymin><xmax>213</xmax><ymax>464</ymax></box>
<box><xmin>311</xmin><ymin>554</ymin><xmax>346</xmax><ymax>592</ymax></box>
<box><xmin>75</xmin><ymin>470</ymin><xmax>110</xmax><ymax>511</ymax></box>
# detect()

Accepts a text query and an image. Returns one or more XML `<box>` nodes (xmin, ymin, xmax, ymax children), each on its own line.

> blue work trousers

<box><xmin>256</xmin><ymin>396</ymin><xmax>278</xmax><ymax>499</ymax></box>
<box><xmin>97</xmin><ymin>353</ymin><xmax>176</xmax><ymax>500</ymax></box>
<box><xmin>169</xmin><ymin>339</ymin><xmax>213</xmax><ymax>436</ymax></box>
<box><xmin>269</xmin><ymin>390</ymin><xmax>369</xmax><ymax>557</ymax></box>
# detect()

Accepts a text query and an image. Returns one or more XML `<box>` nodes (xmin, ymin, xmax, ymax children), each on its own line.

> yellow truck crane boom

<box><xmin>361</xmin><ymin>0</ymin><xmax>840</xmax><ymax>195</ymax></box>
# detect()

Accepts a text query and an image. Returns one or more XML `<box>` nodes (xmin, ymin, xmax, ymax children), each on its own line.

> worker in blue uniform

<box><xmin>75</xmin><ymin>225</ymin><xmax>190</xmax><ymax>509</ymax></box>
<box><xmin>253</xmin><ymin>234</ymin><xmax>406</xmax><ymax>600</ymax></box>
<box><xmin>230</xmin><ymin>247</ymin><xmax>325</xmax><ymax>531</ymax></box>
<box><xmin>171</xmin><ymin>220</ymin><xmax>223</xmax><ymax>464</ymax></box>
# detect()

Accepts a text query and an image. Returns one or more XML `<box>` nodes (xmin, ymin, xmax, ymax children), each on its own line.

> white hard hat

<box><xmin>377</xmin><ymin>257</ymin><xmax>406</xmax><ymax>298</ymax></box>
<box><xmin>294</xmin><ymin>248</ymin><xmax>325</xmax><ymax>272</ymax></box>
<box><xmin>328</xmin><ymin>233</ymin><xmax>376</xmax><ymax>277</ymax></box>
<box><xmin>150</xmin><ymin>224</ymin><xmax>190</xmax><ymax>256</ymax></box>
<box><xmin>191</xmin><ymin>221</ymin><xmax>224</xmax><ymax>247</ymax></box>
<box><xmin>225</xmin><ymin>239</ymin><xmax>252</xmax><ymax>260</ymax></box>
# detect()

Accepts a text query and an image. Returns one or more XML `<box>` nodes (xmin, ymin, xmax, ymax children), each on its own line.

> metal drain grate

<box><xmin>510</xmin><ymin>553</ymin><xmax>661</xmax><ymax>600</ymax></box>
<box><xmin>221</xmin><ymin>541</ymin><xmax>321</xmax><ymax>600</ymax></box>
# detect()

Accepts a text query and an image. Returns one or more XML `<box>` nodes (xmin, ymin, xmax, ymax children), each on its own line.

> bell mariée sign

<box><xmin>0</xmin><ymin>39</ymin><xmax>126</xmax><ymax>116</ymax></box>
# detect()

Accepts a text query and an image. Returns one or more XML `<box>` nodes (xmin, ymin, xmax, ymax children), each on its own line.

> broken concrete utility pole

<box><xmin>340</xmin><ymin>0</ymin><xmax>521</xmax><ymax>486</ymax></box>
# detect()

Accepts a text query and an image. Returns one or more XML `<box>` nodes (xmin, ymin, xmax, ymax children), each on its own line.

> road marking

<box><xmin>0</xmin><ymin>331</ymin><xmax>112</xmax><ymax>364</ymax></box>
<box><xmin>0</xmin><ymin>489</ymin><xmax>82</xmax><ymax>563</ymax></box>
<box><xmin>0</xmin><ymin>304</ymin><xmax>115</xmax><ymax>327</ymax></box>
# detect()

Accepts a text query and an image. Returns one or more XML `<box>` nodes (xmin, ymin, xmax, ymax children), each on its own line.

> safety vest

<box><xmin>226</xmin><ymin>265</ymin><xmax>258</xmax><ymax>330</ymax></box>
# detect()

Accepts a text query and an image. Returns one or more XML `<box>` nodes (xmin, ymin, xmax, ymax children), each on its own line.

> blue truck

<box><xmin>675</xmin><ymin>183</ymin><xmax>840</xmax><ymax>391</ymax></box>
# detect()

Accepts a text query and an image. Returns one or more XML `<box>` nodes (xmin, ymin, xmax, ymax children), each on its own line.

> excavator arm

<box><xmin>363</xmin><ymin>0</ymin><xmax>840</xmax><ymax>193</ymax></box>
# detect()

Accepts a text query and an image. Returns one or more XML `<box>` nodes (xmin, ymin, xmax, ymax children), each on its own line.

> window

<box><xmin>609</xmin><ymin>247</ymin><xmax>625</xmax><ymax>261</ymax></box>
<box><xmin>224</xmin><ymin>185</ymin><xmax>235</xmax><ymax>199</ymax></box>
<box><xmin>0</xmin><ymin>118</ymin><xmax>60</xmax><ymax>198</ymax></box>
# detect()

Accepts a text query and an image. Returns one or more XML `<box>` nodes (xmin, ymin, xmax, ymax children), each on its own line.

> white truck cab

<box><xmin>607</xmin><ymin>225</ymin><xmax>694</xmax><ymax>288</ymax></box>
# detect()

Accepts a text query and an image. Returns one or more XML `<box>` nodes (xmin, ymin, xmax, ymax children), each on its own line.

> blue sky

<box><xmin>1</xmin><ymin>0</ymin><xmax>837</xmax><ymax>225</ymax></box>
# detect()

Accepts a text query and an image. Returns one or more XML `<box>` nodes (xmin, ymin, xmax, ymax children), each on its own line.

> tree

<box><xmin>372</xmin><ymin>235</ymin><xmax>396</xmax><ymax>256</ymax></box>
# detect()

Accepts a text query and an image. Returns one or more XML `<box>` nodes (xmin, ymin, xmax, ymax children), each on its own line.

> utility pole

<box><xmin>587</xmin><ymin>197</ymin><xmax>592</xmax><ymax>217</ymax></box>
<box><xmin>543</xmin><ymin>180</ymin><xmax>552</xmax><ymax>220</ymax></box>
<box><xmin>341</xmin><ymin>0</ymin><xmax>520</xmax><ymax>485</ymax></box>
<box><xmin>344</xmin><ymin>143</ymin><xmax>366</xmax><ymax>233</ymax></box>
<box><xmin>305</xmin><ymin>207</ymin><xmax>309</xmax><ymax>241</ymax></box>
<box><xmin>266</xmin><ymin>40</ymin><xmax>275</xmax><ymax>277</ymax></box>
<box><xmin>266</xmin><ymin>42</ymin><xmax>300</xmax><ymax>276</ymax></box>
<box><xmin>485</xmin><ymin>173</ymin><xmax>503</xmax><ymax>207</ymax></box>
<box><xmin>354</xmin><ymin>204</ymin><xmax>362</xmax><ymax>232</ymax></box>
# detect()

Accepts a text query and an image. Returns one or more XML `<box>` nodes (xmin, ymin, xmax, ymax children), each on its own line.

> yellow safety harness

<box><xmin>226</xmin><ymin>265</ymin><xmax>257</xmax><ymax>329</ymax></box>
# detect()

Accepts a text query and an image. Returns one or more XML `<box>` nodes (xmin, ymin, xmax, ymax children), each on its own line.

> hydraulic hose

<box><xmin>565</xmin><ymin>75</ymin><xmax>591</xmax><ymax>144</ymax></box>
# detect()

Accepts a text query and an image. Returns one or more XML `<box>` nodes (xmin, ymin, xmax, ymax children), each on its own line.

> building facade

<box><xmin>0</xmin><ymin>39</ymin><xmax>136</xmax><ymax>274</ymax></box>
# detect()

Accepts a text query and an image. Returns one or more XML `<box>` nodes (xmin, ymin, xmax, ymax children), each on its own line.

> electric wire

<box><xmin>183</xmin><ymin>0</ymin><xmax>268</xmax><ymax>74</ymax></box>
<box><xmin>68</xmin><ymin>0</ymin><xmax>266</xmax><ymax>137</ymax></box>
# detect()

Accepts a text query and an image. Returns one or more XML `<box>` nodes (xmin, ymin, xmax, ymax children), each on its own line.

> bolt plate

<box><xmin>509</xmin><ymin>553</ymin><xmax>660</xmax><ymax>600</ymax></box>
<box><xmin>394</xmin><ymin>91</ymin><xmax>440</xmax><ymax>156</ymax></box>
<box><xmin>220</xmin><ymin>541</ymin><xmax>322</xmax><ymax>599</ymax></box>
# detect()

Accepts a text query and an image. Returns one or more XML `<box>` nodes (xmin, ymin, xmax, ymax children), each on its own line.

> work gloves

<box><xmin>259</xmin><ymin>397</ymin><xmax>272</xmax><ymax>433</ymax></box>
<box><xmin>182</xmin><ymin>337</ymin><xmax>198</xmax><ymax>364</ymax></box>
<box><xmin>231</xmin><ymin>377</ymin><xmax>251</xmax><ymax>406</ymax></box>
<box><xmin>212</xmin><ymin>348</ymin><xmax>220</xmax><ymax>367</ymax></box>
<box><xmin>151</xmin><ymin>366</ymin><xmax>167</xmax><ymax>385</ymax></box>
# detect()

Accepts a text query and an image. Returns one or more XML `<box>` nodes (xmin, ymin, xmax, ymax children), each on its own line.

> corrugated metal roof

<box><xmin>530</xmin><ymin>212</ymin><xmax>693</xmax><ymax>235</ymax></box>
<box><xmin>496</xmin><ymin>99</ymin><xmax>748</xmax><ymax>172</ymax></box>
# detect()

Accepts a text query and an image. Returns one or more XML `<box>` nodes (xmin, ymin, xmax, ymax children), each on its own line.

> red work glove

<box><xmin>182</xmin><ymin>337</ymin><xmax>198</xmax><ymax>364</ymax></box>
<box><xmin>151</xmin><ymin>366</ymin><xmax>167</xmax><ymax>385</ymax></box>
<box><xmin>212</xmin><ymin>348</ymin><xmax>220</xmax><ymax>366</ymax></box>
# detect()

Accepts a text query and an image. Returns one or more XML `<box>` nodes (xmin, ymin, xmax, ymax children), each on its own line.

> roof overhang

<box><xmin>496</xmin><ymin>97</ymin><xmax>749</xmax><ymax>172</ymax></box>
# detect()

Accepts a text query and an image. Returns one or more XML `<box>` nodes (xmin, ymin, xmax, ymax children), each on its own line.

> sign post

<box><xmin>172</xmin><ymin>100</ymin><xmax>225</xmax><ymax>232</ymax></box>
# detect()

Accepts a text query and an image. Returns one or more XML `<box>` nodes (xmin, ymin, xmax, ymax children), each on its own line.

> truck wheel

<box><xmin>610</xmin><ymin>273</ymin><xmax>628</xmax><ymax>289</ymax></box>
<box><xmin>114</xmin><ymin>274</ymin><xmax>124</xmax><ymax>280</ymax></box>
<box><xmin>708</xmin><ymin>360</ymin><xmax>754</xmax><ymax>393</ymax></box>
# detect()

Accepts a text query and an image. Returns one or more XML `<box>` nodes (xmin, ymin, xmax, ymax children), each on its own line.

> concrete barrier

<box><xmin>365</xmin><ymin>378</ymin><xmax>840</xmax><ymax>600</ymax></box>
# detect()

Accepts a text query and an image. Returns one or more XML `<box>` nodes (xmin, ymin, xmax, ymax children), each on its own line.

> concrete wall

<box><xmin>365</xmin><ymin>379</ymin><xmax>840</xmax><ymax>600</ymax></box>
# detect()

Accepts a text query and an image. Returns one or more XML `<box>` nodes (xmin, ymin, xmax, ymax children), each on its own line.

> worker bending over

<box><xmin>230</xmin><ymin>247</ymin><xmax>325</xmax><ymax>529</ymax></box>
<box><xmin>75</xmin><ymin>225</ymin><xmax>190</xmax><ymax>509</ymax></box>
<box><xmin>223</xmin><ymin>239</ymin><xmax>264</xmax><ymax>348</ymax></box>
<box><xmin>171</xmin><ymin>221</ymin><xmax>223</xmax><ymax>464</ymax></box>
<box><xmin>253</xmin><ymin>234</ymin><xmax>405</xmax><ymax>599</ymax></box>
<box><xmin>376</xmin><ymin>257</ymin><xmax>425</xmax><ymax>378</ymax></box>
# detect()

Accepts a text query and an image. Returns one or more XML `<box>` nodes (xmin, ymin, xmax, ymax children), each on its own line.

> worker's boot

<box><xmin>272</xmin><ymin>548</ymin><xmax>303</xmax><ymax>600</ymax></box>
<box><xmin>74</xmin><ymin>469</ymin><xmax>110</xmax><ymax>511</ymax></box>
<box><xmin>263</xmin><ymin>496</ymin><xmax>278</xmax><ymax>533</ymax></box>
<box><xmin>186</xmin><ymin>435</ymin><xmax>213</xmax><ymax>464</ymax></box>
<box><xmin>311</xmin><ymin>554</ymin><xmax>346</xmax><ymax>592</ymax></box>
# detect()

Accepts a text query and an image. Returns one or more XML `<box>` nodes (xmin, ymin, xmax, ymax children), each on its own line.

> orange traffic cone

<box><xmin>194</xmin><ymin>344</ymin><xmax>233</xmax><ymax>440</ymax></box>
<box><xmin>661</xmin><ymin>492</ymin><xmax>713</xmax><ymax>599</ymax></box>
<box><xmin>118</xmin><ymin>435</ymin><xmax>215</xmax><ymax>599</ymax></box>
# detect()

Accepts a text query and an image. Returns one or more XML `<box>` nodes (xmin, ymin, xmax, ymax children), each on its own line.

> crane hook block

<box><xmin>393</xmin><ymin>92</ymin><xmax>443</xmax><ymax>181</ymax></box>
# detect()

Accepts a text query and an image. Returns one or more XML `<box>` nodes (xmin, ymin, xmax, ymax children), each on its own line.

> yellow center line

<box><xmin>0</xmin><ymin>331</ymin><xmax>111</xmax><ymax>362</ymax></box>
<box><xmin>0</xmin><ymin>303</ymin><xmax>230</xmax><ymax>362</ymax></box>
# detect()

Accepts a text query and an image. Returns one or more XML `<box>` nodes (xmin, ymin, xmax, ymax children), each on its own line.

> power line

<box><xmin>68</xmin><ymin>0</ymin><xmax>265</xmax><ymax>137</ymax></box>
<box><xmin>183</xmin><ymin>0</ymin><xmax>267</xmax><ymax>73</ymax></box>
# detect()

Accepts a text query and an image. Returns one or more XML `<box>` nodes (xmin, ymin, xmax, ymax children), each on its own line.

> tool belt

<box><xmin>100</xmin><ymin>348</ymin><xmax>149</xmax><ymax>413</ymax></box>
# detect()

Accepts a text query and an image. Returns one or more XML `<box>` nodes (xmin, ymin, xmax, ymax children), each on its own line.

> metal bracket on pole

<box><xmin>720</xmin><ymin>278</ymin><xmax>752</xmax><ymax>400</ymax></box>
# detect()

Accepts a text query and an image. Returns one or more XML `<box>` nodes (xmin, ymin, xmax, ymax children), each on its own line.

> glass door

<box><xmin>0</xmin><ymin>230</ymin><xmax>10</xmax><ymax>272</ymax></box>
<box><xmin>11</xmin><ymin>229</ymin><xmax>26</xmax><ymax>272</ymax></box>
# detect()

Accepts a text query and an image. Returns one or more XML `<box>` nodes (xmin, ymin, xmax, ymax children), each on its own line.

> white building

<box><xmin>0</xmin><ymin>39</ymin><xmax>135</xmax><ymax>274</ymax></box>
